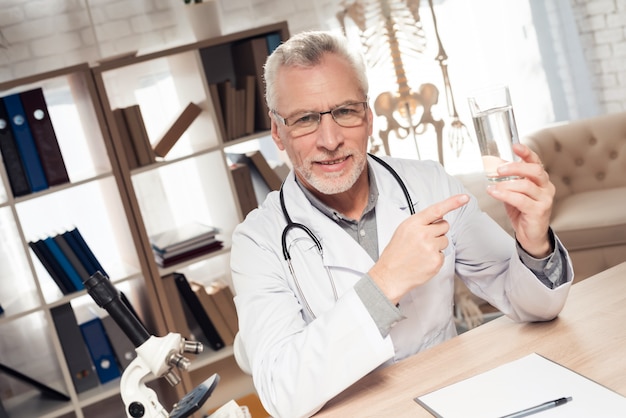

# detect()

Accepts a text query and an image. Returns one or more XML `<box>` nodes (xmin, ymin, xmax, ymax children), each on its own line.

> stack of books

<box><xmin>150</xmin><ymin>222</ymin><xmax>223</xmax><ymax>268</ymax></box>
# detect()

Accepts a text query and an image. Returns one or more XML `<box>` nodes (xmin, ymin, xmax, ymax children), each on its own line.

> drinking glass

<box><xmin>467</xmin><ymin>86</ymin><xmax>522</xmax><ymax>182</ymax></box>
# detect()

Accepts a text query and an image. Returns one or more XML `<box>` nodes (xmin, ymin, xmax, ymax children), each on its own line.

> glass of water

<box><xmin>468</xmin><ymin>86</ymin><xmax>522</xmax><ymax>182</ymax></box>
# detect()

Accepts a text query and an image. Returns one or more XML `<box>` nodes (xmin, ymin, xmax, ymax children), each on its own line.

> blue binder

<box><xmin>79</xmin><ymin>317</ymin><xmax>121</xmax><ymax>384</ymax></box>
<box><xmin>43</xmin><ymin>236</ymin><xmax>84</xmax><ymax>291</ymax></box>
<box><xmin>2</xmin><ymin>93</ymin><xmax>48</xmax><ymax>192</ymax></box>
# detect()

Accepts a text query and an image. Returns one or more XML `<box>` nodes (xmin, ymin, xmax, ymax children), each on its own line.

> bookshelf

<box><xmin>89</xmin><ymin>21</ymin><xmax>290</xmax><ymax>415</ymax></box>
<box><xmin>0</xmin><ymin>64</ymin><xmax>161</xmax><ymax>417</ymax></box>
<box><xmin>0</xmin><ymin>21</ymin><xmax>290</xmax><ymax>417</ymax></box>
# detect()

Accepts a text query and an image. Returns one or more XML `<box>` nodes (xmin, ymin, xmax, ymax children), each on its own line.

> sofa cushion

<box><xmin>550</xmin><ymin>186</ymin><xmax>626</xmax><ymax>251</ymax></box>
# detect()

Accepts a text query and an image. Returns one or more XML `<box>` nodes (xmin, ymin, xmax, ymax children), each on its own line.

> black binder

<box><xmin>50</xmin><ymin>303</ymin><xmax>100</xmax><ymax>393</ymax></box>
<box><xmin>173</xmin><ymin>272</ymin><xmax>225</xmax><ymax>351</ymax></box>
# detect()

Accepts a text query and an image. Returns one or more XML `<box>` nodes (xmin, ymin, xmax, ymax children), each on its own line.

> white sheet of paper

<box><xmin>414</xmin><ymin>353</ymin><xmax>626</xmax><ymax>418</ymax></box>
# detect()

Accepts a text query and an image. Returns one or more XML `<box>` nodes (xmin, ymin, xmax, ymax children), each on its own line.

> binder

<box><xmin>63</xmin><ymin>227</ymin><xmax>107</xmax><ymax>277</ymax></box>
<box><xmin>28</xmin><ymin>239</ymin><xmax>75</xmax><ymax>294</ymax></box>
<box><xmin>173</xmin><ymin>272</ymin><xmax>225</xmax><ymax>351</ymax></box>
<box><xmin>0</xmin><ymin>98</ymin><xmax>30</xmax><ymax>197</ymax></box>
<box><xmin>43</xmin><ymin>236</ymin><xmax>84</xmax><ymax>291</ymax></box>
<box><xmin>100</xmin><ymin>314</ymin><xmax>137</xmax><ymax>371</ymax></box>
<box><xmin>19</xmin><ymin>88</ymin><xmax>70</xmax><ymax>187</ymax></box>
<box><xmin>53</xmin><ymin>233</ymin><xmax>90</xmax><ymax>284</ymax></box>
<box><xmin>2</xmin><ymin>93</ymin><xmax>48</xmax><ymax>192</ymax></box>
<box><xmin>50</xmin><ymin>303</ymin><xmax>99</xmax><ymax>393</ymax></box>
<box><xmin>162</xmin><ymin>273</ymin><xmax>195</xmax><ymax>340</ymax></box>
<box><xmin>79</xmin><ymin>317</ymin><xmax>121</xmax><ymax>383</ymax></box>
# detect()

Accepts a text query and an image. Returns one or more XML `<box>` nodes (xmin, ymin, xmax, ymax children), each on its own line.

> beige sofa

<box><xmin>523</xmin><ymin>112</ymin><xmax>626</xmax><ymax>281</ymax></box>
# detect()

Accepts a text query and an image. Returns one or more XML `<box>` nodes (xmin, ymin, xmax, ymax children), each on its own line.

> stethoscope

<box><xmin>279</xmin><ymin>153</ymin><xmax>415</xmax><ymax>319</ymax></box>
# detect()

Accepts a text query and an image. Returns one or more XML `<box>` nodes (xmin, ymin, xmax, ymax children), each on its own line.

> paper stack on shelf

<box><xmin>150</xmin><ymin>222</ymin><xmax>223</xmax><ymax>268</ymax></box>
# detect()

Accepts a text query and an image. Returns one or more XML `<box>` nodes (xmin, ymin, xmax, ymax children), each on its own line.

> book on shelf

<box><xmin>230</xmin><ymin>162</ymin><xmax>258</xmax><ymax>218</ymax></box>
<box><xmin>153</xmin><ymin>102</ymin><xmax>202</xmax><ymax>158</ymax></box>
<box><xmin>50</xmin><ymin>303</ymin><xmax>100</xmax><ymax>393</ymax></box>
<box><xmin>242</xmin><ymin>74</ymin><xmax>256</xmax><ymax>136</ymax></box>
<box><xmin>161</xmin><ymin>273</ymin><xmax>195</xmax><ymax>341</ymax></box>
<box><xmin>1</xmin><ymin>93</ymin><xmax>48</xmax><ymax>192</ymax></box>
<box><xmin>150</xmin><ymin>222</ymin><xmax>219</xmax><ymax>253</ymax></box>
<box><xmin>79</xmin><ymin>316</ymin><xmax>122</xmax><ymax>384</ymax></box>
<box><xmin>121</xmin><ymin>105</ymin><xmax>155</xmax><ymax>167</ymax></box>
<box><xmin>190</xmin><ymin>281</ymin><xmax>235</xmax><ymax>346</ymax></box>
<box><xmin>154</xmin><ymin>239</ymin><xmax>223</xmax><ymax>268</ymax></box>
<box><xmin>0</xmin><ymin>97</ymin><xmax>31</xmax><ymax>197</ymax></box>
<box><xmin>208</xmin><ymin>82</ymin><xmax>228</xmax><ymax>141</ymax></box>
<box><xmin>231</xmin><ymin>36</ymin><xmax>272</xmax><ymax>131</ymax></box>
<box><xmin>247</xmin><ymin>150</ymin><xmax>283</xmax><ymax>190</ymax></box>
<box><xmin>172</xmin><ymin>272</ymin><xmax>225</xmax><ymax>351</ymax></box>
<box><xmin>216</xmin><ymin>79</ymin><xmax>236</xmax><ymax>141</ymax></box>
<box><xmin>266</xmin><ymin>32</ymin><xmax>282</xmax><ymax>54</ymax></box>
<box><xmin>227</xmin><ymin>150</ymin><xmax>283</xmax><ymax>205</ymax></box>
<box><xmin>205</xmin><ymin>279</ymin><xmax>239</xmax><ymax>337</ymax></box>
<box><xmin>112</xmin><ymin>107</ymin><xmax>140</xmax><ymax>170</ymax></box>
<box><xmin>20</xmin><ymin>87</ymin><xmax>70</xmax><ymax>187</ymax></box>
<box><xmin>234</xmin><ymin>88</ymin><xmax>246</xmax><ymax>139</ymax></box>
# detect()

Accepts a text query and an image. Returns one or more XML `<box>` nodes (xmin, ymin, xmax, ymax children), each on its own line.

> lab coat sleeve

<box><xmin>231</xmin><ymin>220</ymin><xmax>395</xmax><ymax>418</ymax></box>
<box><xmin>447</xmin><ymin>174</ymin><xmax>574</xmax><ymax>322</ymax></box>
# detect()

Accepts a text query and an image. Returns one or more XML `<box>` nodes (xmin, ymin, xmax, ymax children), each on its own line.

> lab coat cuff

<box><xmin>355</xmin><ymin>274</ymin><xmax>405</xmax><ymax>337</ymax></box>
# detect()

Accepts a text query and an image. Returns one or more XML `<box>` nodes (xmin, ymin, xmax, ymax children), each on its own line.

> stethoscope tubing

<box><xmin>278</xmin><ymin>154</ymin><xmax>415</xmax><ymax>318</ymax></box>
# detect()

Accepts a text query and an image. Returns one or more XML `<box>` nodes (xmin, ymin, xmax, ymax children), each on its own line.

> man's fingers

<box><xmin>420</xmin><ymin>194</ymin><xmax>469</xmax><ymax>224</ymax></box>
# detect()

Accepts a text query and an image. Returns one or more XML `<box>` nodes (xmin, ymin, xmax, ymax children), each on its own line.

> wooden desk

<box><xmin>317</xmin><ymin>262</ymin><xmax>626</xmax><ymax>417</ymax></box>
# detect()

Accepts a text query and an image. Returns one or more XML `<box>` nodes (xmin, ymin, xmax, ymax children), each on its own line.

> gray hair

<box><xmin>263</xmin><ymin>30</ymin><xmax>369</xmax><ymax>111</ymax></box>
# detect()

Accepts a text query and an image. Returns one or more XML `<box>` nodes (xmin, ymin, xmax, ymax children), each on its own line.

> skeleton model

<box><xmin>338</xmin><ymin>0</ymin><xmax>470</xmax><ymax>165</ymax></box>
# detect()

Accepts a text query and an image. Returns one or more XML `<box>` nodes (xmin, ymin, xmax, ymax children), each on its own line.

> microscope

<box><xmin>84</xmin><ymin>271</ymin><xmax>219</xmax><ymax>418</ymax></box>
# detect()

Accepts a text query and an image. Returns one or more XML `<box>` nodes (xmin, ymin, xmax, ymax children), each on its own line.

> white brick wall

<box><xmin>572</xmin><ymin>0</ymin><xmax>626</xmax><ymax>112</ymax></box>
<box><xmin>0</xmin><ymin>0</ymin><xmax>624</xmax><ymax>113</ymax></box>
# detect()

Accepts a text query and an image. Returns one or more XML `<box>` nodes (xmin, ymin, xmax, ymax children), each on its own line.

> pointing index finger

<box><xmin>421</xmin><ymin>194</ymin><xmax>470</xmax><ymax>224</ymax></box>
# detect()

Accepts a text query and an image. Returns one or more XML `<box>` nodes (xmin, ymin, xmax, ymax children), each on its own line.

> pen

<box><xmin>499</xmin><ymin>396</ymin><xmax>573</xmax><ymax>418</ymax></box>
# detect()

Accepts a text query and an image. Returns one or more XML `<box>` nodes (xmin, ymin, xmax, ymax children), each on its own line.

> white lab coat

<box><xmin>231</xmin><ymin>156</ymin><xmax>573</xmax><ymax>418</ymax></box>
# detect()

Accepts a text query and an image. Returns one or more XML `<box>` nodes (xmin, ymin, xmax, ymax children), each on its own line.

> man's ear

<box><xmin>270</xmin><ymin>112</ymin><xmax>286</xmax><ymax>151</ymax></box>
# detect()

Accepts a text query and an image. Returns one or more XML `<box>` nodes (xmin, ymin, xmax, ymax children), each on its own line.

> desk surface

<box><xmin>316</xmin><ymin>262</ymin><xmax>626</xmax><ymax>417</ymax></box>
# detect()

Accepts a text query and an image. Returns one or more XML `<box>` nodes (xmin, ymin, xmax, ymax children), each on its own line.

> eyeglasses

<box><xmin>272</xmin><ymin>101</ymin><xmax>368</xmax><ymax>138</ymax></box>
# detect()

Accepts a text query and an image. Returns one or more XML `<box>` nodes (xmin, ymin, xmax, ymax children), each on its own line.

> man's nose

<box><xmin>315</xmin><ymin>113</ymin><xmax>343</xmax><ymax>150</ymax></box>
